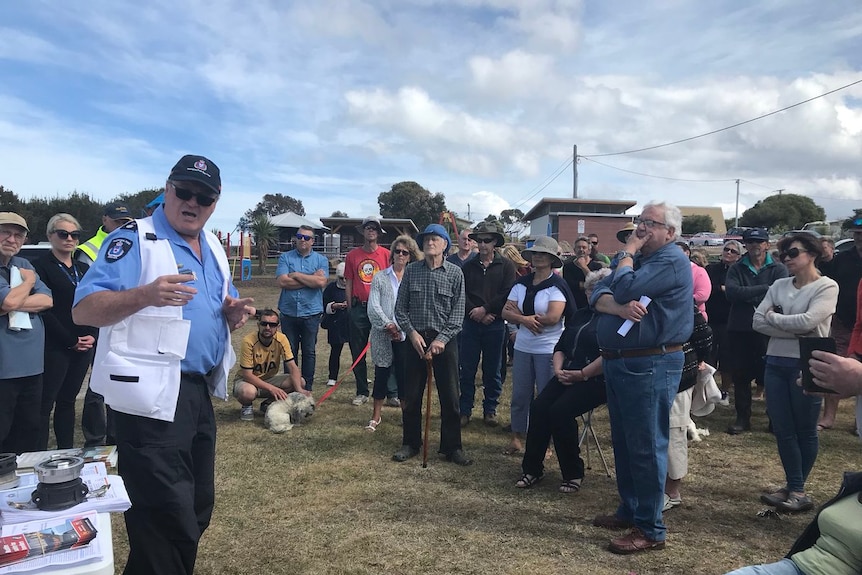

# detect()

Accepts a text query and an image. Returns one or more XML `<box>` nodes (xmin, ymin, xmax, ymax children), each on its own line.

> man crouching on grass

<box><xmin>233</xmin><ymin>309</ymin><xmax>311</xmax><ymax>421</ymax></box>
<box><xmin>393</xmin><ymin>224</ymin><xmax>472</xmax><ymax>466</ymax></box>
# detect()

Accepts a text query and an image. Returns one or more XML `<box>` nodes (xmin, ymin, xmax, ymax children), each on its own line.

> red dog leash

<box><xmin>316</xmin><ymin>342</ymin><xmax>370</xmax><ymax>407</ymax></box>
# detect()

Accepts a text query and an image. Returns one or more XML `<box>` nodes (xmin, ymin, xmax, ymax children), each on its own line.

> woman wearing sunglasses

<box><xmin>32</xmin><ymin>213</ymin><xmax>98</xmax><ymax>449</ymax></box>
<box><xmin>752</xmin><ymin>233</ymin><xmax>838</xmax><ymax>512</ymax></box>
<box><xmin>365</xmin><ymin>235</ymin><xmax>422</xmax><ymax>431</ymax></box>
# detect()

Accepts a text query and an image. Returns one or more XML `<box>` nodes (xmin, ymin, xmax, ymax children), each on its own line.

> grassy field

<box><xmin>96</xmin><ymin>279</ymin><xmax>860</xmax><ymax>575</ymax></box>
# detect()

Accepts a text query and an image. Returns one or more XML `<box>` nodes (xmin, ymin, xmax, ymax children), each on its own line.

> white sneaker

<box><xmin>351</xmin><ymin>395</ymin><xmax>369</xmax><ymax>406</ymax></box>
<box><xmin>327</xmin><ymin>379</ymin><xmax>337</xmax><ymax>387</ymax></box>
<box><xmin>240</xmin><ymin>405</ymin><xmax>254</xmax><ymax>421</ymax></box>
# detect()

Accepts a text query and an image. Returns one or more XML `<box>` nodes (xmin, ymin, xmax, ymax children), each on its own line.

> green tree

<box><xmin>378</xmin><ymin>181</ymin><xmax>447</xmax><ymax>230</ymax></box>
<box><xmin>739</xmin><ymin>193</ymin><xmax>825</xmax><ymax>232</ymax></box>
<box><xmin>249</xmin><ymin>215</ymin><xmax>278</xmax><ymax>273</ymax></box>
<box><xmin>15</xmin><ymin>191</ymin><xmax>104</xmax><ymax>243</ymax></box>
<box><xmin>0</xmin><ymin>186</ymin><xmax>23</xmax><ymax>213</ymax></box>
<box><xmin>111</xmin><ymin>188</ymin><xmax>164</xmax><ymax>219</ymax></box>
<box><xmin>481</xmin><ymin>214</ymin><xmax>505</xmax><ymax>234</ymax></box>
<box><xmin>238</xmin><ymin>193</ymin><xmax>305</xmax><ymax>231</ymax></box>
<box><xmin>330</xmin><ymin>210</ymin><xmax>348</xmax><ymax>217</ymax></box>
<box><xmin>499</xmin><ymin>208</ymin><xmax>526</xmax><ymax>240</ymax></box>
<box><xmin>682</xmin><ymin>215</ymin><xmax>715</xmax><ymax>235</ymax></box>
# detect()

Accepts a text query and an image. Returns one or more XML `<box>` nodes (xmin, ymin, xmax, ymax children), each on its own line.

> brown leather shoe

<box><xmin>592</xmin><ymin>514</ymin><xmax>634</xmax><ymax>530</ymax></box>
<box><xmin>608</xmin><ymin>528</ymin><xmax>666</xmax><ymax>555</ymax></box>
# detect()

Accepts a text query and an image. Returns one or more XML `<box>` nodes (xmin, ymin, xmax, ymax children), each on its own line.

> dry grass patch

<box><xmin>96</xmin><ymin>282</ymin><xmax>860</xmax><ymax>575</ymax></box>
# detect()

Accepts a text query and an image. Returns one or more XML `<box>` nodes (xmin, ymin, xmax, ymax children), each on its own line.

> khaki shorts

<box><xmin>667</xmin><ymin>387</ymin><xmax>693</xmax><ymax>480</ymax></box>
<box><xmin>232</xmin><ymin>374</ymin><xmax>291</xmax><ymax>399</ymax></box>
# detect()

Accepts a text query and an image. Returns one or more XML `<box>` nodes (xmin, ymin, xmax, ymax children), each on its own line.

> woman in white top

<box><xmin>502</xmin><ymin>236</ymin><xmax>574</xmax><ymax>455</ymax></box>
<box><xmin>752</xmin><ymin>233</ymin><xmax>838</xmax><ymax>513</ymax></box>
<box><xmin>365</xmin><ymin>235</ymin><xmax>422</xmax><ymax>431</ymax></box>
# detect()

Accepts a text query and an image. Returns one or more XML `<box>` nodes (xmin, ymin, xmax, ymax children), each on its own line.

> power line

<box><xmin>511</xmin><ymin>154</ymin><xmax>574</xmax><ymax>210</ymax></box>
<box><xmin>579</xmin><ymin>156</ymin><xmax>738</xmax><ymax>183</ymax></box>
<box><xmin>579</xmin><ymin>78</ymin><xmax>862</xmax><ymax>158</ymax></box>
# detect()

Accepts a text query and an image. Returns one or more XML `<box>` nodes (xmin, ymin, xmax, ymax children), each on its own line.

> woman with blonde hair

<box><xmin>33</xmin><ymin>213</ymin><xmax>98</xmax><ymax>449</ymax></box>
<box><xmin>365</xmin><ymin>235</ymin><xmax>422</xmax><ymax>431</ymax></box>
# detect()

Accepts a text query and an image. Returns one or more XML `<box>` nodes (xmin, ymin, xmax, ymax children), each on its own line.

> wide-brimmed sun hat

<box><xmin>468</xmin><ymin>222</ymin><xmax>505</xmax><ymax>247</ymax></box>
<box><xmin>522</xmin><ymin>236</ymin><xmax>563</xmax><ymax>268</ymax></box>
<box><xmin>616</xmin><ymin>221</ymin><xmax>637</xmax><ymax>244</ymax></box>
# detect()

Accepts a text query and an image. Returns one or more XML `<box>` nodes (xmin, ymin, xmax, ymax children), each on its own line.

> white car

<box><xmin>689</xmin><ymin>232</ymin><xmax>724</xmax><ymax>247</ymax></box>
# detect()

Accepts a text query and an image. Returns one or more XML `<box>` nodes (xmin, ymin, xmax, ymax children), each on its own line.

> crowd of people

<box><xmin>2</xmin><ymin>180</ymin><xmax>861</xmax><ymax>571</ymax></box>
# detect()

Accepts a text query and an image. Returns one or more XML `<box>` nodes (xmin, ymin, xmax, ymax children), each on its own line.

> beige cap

<box><xmin>0</xmin><ymin>212</ymin><xmax>29</xmax><ymax>232</ymax></box>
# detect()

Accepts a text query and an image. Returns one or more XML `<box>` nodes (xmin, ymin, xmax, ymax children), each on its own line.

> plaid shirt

<box><xmin>395</xmin><ymin>258</ymin><xmax>465</xmax><ymax>345</ymax></box>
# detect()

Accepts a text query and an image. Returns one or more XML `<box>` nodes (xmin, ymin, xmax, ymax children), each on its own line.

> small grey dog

<box><xmin>264</xmin><ymin>392</ymin><xmax>315</xmax><ymax>433</ymax></box>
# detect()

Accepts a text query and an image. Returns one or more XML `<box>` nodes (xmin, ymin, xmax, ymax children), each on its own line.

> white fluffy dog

<box><xmin>686</xmin><ymin>419</ymin><xmax>710</xmax><ymax>442</ymax></box>
<box><xmin>264</xmin><ymin>392</ymin><xmax>315</xmax><ymax>433</ymax></box>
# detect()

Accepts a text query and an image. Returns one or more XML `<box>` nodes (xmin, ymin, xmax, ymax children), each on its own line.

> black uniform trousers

<box><xmin>400</xmin><ymin>334</ymin><xmax>462</xmax><ymax>455</ymax></box>
<box><xmin>115</xmin><ymin>373</ymin><xmax>216</xmax><ymax>575</ymax></box>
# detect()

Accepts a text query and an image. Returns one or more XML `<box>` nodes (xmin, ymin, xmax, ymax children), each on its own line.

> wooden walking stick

<box><xmin>422</xmin><ymin>356</ymin><xmax>434</xmax><ymax>468</ymax></box>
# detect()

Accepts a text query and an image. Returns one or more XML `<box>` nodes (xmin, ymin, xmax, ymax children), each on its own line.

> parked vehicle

<box><xmin>835</xmin><ymin>238</ymin><xmax>855</xmax><ymax>254</ymax></box>
<box><xmin>16</xmin><ymin>243</ymin><xmax>52</xmax><ymax>264</ymax></box>
<box><xmin>724</xmin><ymin>226</ymin><xmax>753</xmax><ymax>241</ymax></box>
<box><xmin>689</xmin><ymin>232</ymin><xmax>724</xmax><ymax>247</ymax></box>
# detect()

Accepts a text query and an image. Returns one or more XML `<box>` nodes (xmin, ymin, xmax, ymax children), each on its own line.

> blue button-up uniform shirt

<box><xmin>276</xmin><ymin>249</ymin><xmax>329</xmax><ymax>317</ymax></box>
<box><xmin>74</xmin><ymin>207</ymin><xmax>238</xmax><ymax>374</ymax></box>
<box><xmin>590</xmin><ymin>241</ymin><xmax>693</xmax><ymax>350</ymax></box>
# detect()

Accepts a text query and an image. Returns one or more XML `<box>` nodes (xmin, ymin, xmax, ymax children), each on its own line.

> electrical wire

<box><xmin>579</xmin><ymin>78</ymin><xmax>862</xmax><ymax>158</ymax></box>
<box><xmin>511</xmin><ymin>155</ymin><xmax>574</xmax><ymax>210</ymax></box>
<box><xmin>579</xmin><ymin>156</ymin><xmax>738</xmax><ymax>183</ymax></box>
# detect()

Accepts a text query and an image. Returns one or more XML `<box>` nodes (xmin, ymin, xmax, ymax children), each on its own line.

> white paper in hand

<box><xmin>617</xmin><ymin>296</ymin><xmax>651</xmax><ymax>337</ymax></box>
<box><xmin>7</xmin><ymin>267</ymin><xmax>33</xmax><ymax>331</ymax></box>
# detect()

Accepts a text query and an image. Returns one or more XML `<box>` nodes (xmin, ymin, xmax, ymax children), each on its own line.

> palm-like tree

<box><xmin>250</xmin><ymin>215</ymin><xmax>278</xmax><ymax>273</ymax></box>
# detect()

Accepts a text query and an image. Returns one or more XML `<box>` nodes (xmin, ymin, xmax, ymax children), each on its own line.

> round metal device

<box><xmin>34</xmin><ymin>455</ymin><xmax>85</xmax><ymax>484</ymax></box>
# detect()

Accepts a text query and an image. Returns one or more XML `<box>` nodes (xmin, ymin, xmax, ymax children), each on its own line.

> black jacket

<box><xmin>826</xmin><ymin>248</ymin><xmax>862</xmax><ymax>327</ymax></box>
<box><xmin>462</xmin><ymin>252</ymin><xmax>516</xmax><ymax>318</ymax></box>
<box><xmin>725</xmin><ymin>256</ymin><xmax>788</xmax><ymax>332</ymax></box>
<box><xmin>32</xmin><ymin>251</ymin><xmax>97</xmax><ymax>349</ymax></box>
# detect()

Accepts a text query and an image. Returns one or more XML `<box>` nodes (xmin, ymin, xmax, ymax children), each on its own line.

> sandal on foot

<box><xmin>559</xmin><ymin>478</ymin><xmax>583</xmax><ymax>493</ymax></box>
<box><xmin>365</xmin><ymin>418</ymin><xmax>381</xmax><ymax>432</ymax></box>
<box><xmin>515</xmin><ymin>473</ymin><xmax>543</xmax><ymax>489</ymax></box>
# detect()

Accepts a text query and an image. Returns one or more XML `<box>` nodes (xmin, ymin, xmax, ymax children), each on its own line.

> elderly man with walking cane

<box><xmin>392</xmin><ymin>223</ymin><xmax>472</xmax><ymax>466</ymax></box>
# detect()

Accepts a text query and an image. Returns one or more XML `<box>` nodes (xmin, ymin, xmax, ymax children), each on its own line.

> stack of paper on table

<box><xmin>0</xmin><ymin>463</ymin><xmax>130</xmax><ymax>526</ymax></box>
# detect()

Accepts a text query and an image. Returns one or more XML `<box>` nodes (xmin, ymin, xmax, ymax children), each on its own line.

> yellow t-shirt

<box><xmin>239</xmin><ymin>331</ymin><xmax>294</xmax><ymax>381</ymax></box>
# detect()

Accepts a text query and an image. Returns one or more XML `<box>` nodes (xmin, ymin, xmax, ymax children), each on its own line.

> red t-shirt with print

<box><xmin>344</xmin><ymin>246</ymin><xmax>390</xmax><ymax>303</ymax></box>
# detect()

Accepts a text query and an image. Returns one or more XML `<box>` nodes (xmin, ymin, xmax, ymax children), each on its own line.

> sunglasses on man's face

<box><xmin>172</xmin><ymin>185</ymin><xmax>217</xmax><ymax>207</ymax></box>
<box><xmin>295</xmin><ymin>234</ymin><xmax>313</xmax><ymax>241</ymax></box>
<box><xmin>779</xmin><ymin>247</ymin><xmax>807</xmax><ymax>262</ymax></box>
<box><xmin>476</xmin><ymin>237</ymin><xmax>497</xmax><ymax>244</ymax></box>
<box><xmin>54</xmin><ymin>230</ymin><xmax>81</xmax><ymax>240</ymax></box>
<box><xmin>259</xmin><ymin>321</ymin><xmax>279</xmax><ymax>328</ymax></box>
<box><xmin>590</xmin><ymin>241</ymin><xmax>598</xmax><ymax>245</ymax></box>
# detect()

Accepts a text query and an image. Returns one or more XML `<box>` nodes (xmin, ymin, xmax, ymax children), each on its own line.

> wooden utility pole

<box><xmin>734</xmin><ymin>179</ymin><xmax>740</xmax><ymax>227</ymax></box>
<box><xmin>573</xmin><ymin>144</ymin><xmax>579</xmax><ymax>198</ymax></box>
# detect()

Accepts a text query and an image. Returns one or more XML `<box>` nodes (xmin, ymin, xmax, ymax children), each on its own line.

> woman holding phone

<box><xmin>752</xmin><ymin>233</ymin><xmax>838</xmax><ymax>512</ymax></box>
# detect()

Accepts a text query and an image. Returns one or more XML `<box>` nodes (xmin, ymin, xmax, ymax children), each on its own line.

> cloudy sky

<box><xmin>1</xmin><ymin>0</ymin><xmax>860</xmax><ymax>234</ymax></box>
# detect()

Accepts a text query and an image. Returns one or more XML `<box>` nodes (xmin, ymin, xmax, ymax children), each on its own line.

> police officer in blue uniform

<box><xmin>73</xmin><ymin>155</ymin><xmax>255</xmax><ymax>575</ymax></box>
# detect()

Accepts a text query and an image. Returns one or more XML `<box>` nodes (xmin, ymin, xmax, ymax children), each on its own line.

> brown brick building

<box><xmin>523</xmin><ymin>198</ymin><xmax>636</xmax><ymax>256</ymax></box>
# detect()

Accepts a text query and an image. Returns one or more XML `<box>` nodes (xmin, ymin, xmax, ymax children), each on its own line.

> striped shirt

<box><xmin>395</xmin><ymin>258</ymin><xmax>465</xmax><ymax>345</ymax></box>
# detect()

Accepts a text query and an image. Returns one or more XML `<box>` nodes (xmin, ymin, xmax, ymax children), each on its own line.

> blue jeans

<box><xmin>604</xmin><ymin>351</ymin><xmax>683</xmax><ymax>542</ymax></box>
<box><xmin>764</xmin><ymin>357</ymin><xmax>821</xmax><ymax>493</ymax></box>
<box><xmin>510</xmin><ymin>350</ymin><xmax>554</xmax><ymax>434</ymax></box>
<box><xmin>459</xmin><ymin>319</ymin><xmax>505</xmax><ymax>417</ymax></box>
<box><xmin>724</xmin><ymin>558</ymin><xmax>804</xmax><ymax>575</ymax></box>
<box><xmin>281</xmin><ymin>313</ymin><xmax>322</xmax><ymax>391</ymax></box>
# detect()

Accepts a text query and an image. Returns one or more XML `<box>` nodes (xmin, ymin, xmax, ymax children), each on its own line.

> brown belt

<box><xmin>600</xmin><ymin>344</ymin><xmax>683</xmax><ymax>360</ymax></box>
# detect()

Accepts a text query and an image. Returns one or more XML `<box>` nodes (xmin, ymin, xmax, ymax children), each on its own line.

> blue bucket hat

<box><xmin>416</xmin><ymin>223</ymin><xmax>451</xmax><ymax>254</ymax></box>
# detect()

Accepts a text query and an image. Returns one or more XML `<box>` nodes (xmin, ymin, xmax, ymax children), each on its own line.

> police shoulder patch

<box><xmin>120</xmin><ymin>220</ymin><xmax>138</xmax><ymax>232</ymax></box>
<box><xmin>105</xmin><ymin>237</ymin><xmax>134</xmax><ymax>262</ymax></box>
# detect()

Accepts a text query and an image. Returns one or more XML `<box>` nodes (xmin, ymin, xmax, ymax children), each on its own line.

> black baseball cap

<box><xmin>104</xmin><ymin>202</ymin><xmax>133</xmax><ymax>220</ymax></box>
<box><xmin>169</xmin><ymin>155</ymin><xmax>221</xmax><ymax>195</ymax></box>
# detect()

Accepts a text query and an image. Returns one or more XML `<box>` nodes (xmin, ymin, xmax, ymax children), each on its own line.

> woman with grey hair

<box><xmin>515</xmin><ymin>268</ymin><xmax>611</xmax><ymax>492</ymax></box>
<box><xmin>33</xmin><ymin>213</ymin><xmax>98</xmax><ymax>449</ymax></box>
<box><xmin>365</xmin><ymin>235</ymin><xmax>422</xmax><ymax>431</ymax></box>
